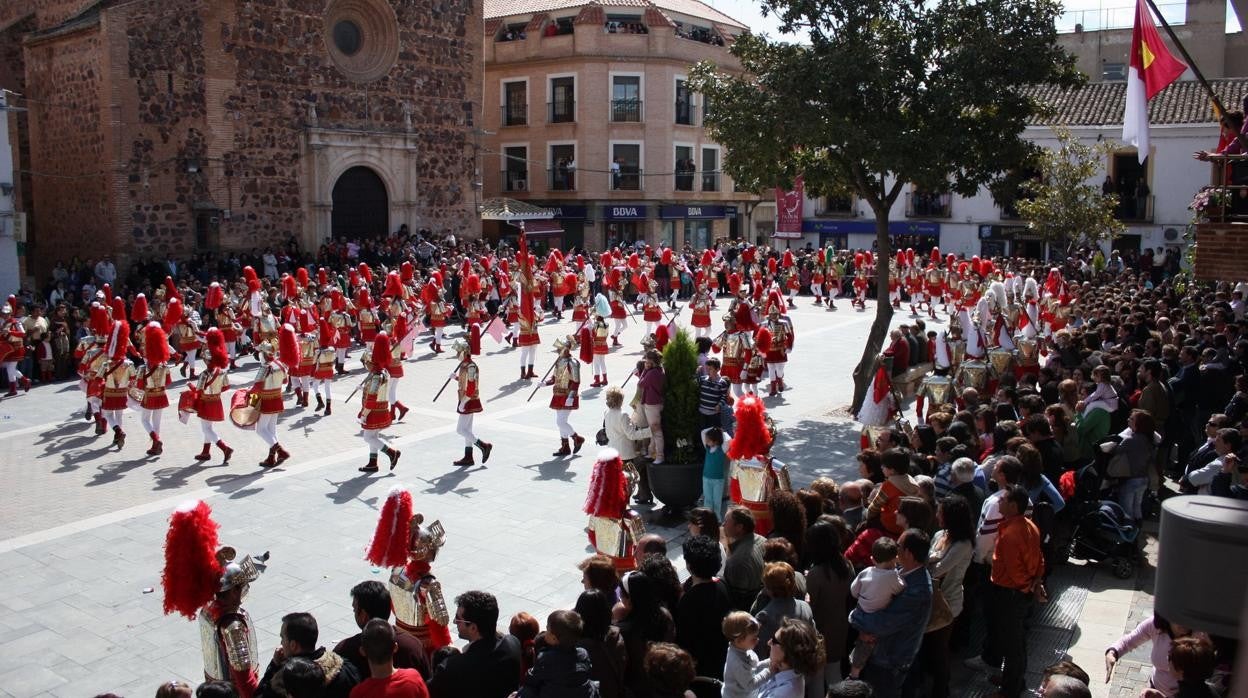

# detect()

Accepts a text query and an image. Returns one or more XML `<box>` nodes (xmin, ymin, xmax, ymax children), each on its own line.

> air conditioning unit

<box><xmin>513</xmin><ymin>179</ymin><xmax>527</xmax><ymax>191</ymax></box>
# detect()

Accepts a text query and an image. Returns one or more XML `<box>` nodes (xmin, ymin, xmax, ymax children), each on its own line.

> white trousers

<box><xmin>184</xmin><ymin>349</ymin><xmax>198</xmax><ymax>366</ymax></box>
<box><xmin>520</xmin><ymin>345</ymin><xmax>536</xmax><ymax>367</ymax></box>
<box><xmin>3</xmin><ymin>361</ymin><xmax>20</xmax><ymax>382</ymax></box>
<box><xmin>554</xmin><ymin>296</ymin><xmax>565</xmax><ymax>312</ymax></box>
<box><xmin>256</xmin><ymin>413</ymin><xmax>278</xmax><ymax>447</ymax></box>
<box><xmin>335</xmin><ymin>347</ymin><xmax>347</xmax><ymax>363</ymax></box>
<box><xmin>508</xmin><ymin>322</ymin><xmax>519</xmax><ymax>338</ymax></box>
<box><xmin>103</xmin><ymin>408</ymin><xmax>124</xmax><ymax>430</ymax></box>
<box><xmin>613</xmin><ymin>318</ymin><xmax>626</xmax><ymax>336</ymax></box>
<box><xmin>694</xmin><ymin>326</ymin><xmax>709</xmax><ymax>339</ymax></box>
<box><xmin>363</xmin><ymin>428</ymin><xmax>384</xmax><ymax>454</ymax></box>
<box><xmin>226</xmin><ymin>341</ymin><xmax>237</xmax><ymax>359</ymax></box>
<box><xmin>731</xmin><ymin>382</ymin><xmax>745</xmax><ymax>398</ymax></box>
<box><xmin>767</xmin><ymin>363</ymin><xmax>786</xmax><ymax>381</ymax></box>
<box><xmin>387</xmin><ymin>377</ymin><xmax>399</xmax><ymax>403</ymax></box>
<box><xmin>555</xmin><ymin>409</ymin><xmax>575</xmax><ymax>438</ymax></box>
<box><xmin>644</xmin><ymin>321</ymin><xmax>656</xmax><ymax>336</ymax></box>
<box><xmin>592</xmin><ymin>355</ymin><xmax>606</xmax><ymax>376</ymax></box>
<box><xmin>200</xmin><ymin>419</ymin><xmax>220</xmax><ymax>444</ymax></box>
<box><xmin>457</xmin><ymin>413</ymin><xmax>476</xmax><ymax>446</ymax></box>
<box><xmin>314</xmin><ymin>379</ymin><xmax>331</xmax><ymax>400</ymax></box>
<box><xmin>434</xmin><ymin>327</ymin><xmax>444</xmax><ymax>344</ymax></box>
<box><xmin>140</xmin><ymin>407</ymin><xmax>163</xmax><ymax>436</ymax></box>
<box><xmin>88</xmin><ymin>395</ymin><xmax>102</xmax><ymax>410</ymax></box>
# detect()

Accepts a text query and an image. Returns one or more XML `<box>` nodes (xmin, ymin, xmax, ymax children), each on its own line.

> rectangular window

<box><xmin>906</xmin><ymin>187</ymin><xmax>951</xmax><ymax>218</ymax></box>
<box><xmin>503</xmin><ymin>146</ymin><xmax>527</xmax><ymax>192</ymax></box>
<box><xmin>549</xmin><ymin>144</ymin><xmax>576</xmax><ymax>191</ymax></box>
<box><xmin>611</xmin><ymin>76</ymin><xmax>642</xmax><ymax>122</ymax></box>
<box><xmin>549</xmin><ymin>77</ymin><xmax>575</xmax><ymax>123</ymax></box>
<box><xmin>612</xmin><ymin>143</ymin><xmax>641</xmax><ymax>191</ymax></box>
<box><xmin>674</xmin><ymin>145</ymin><xmax>694</xmax><ymax>191</ymax></box>
<box><xmin>605</xmin><ymin>15</ymin><xmax>647</xmax><ymax>34</ymax></box>
<box><xmin>701</xmin><ymin>147</ymin><xmax>719</xmax><ymax>192</ymax></box>
<box><xmin>675</xmin><ymin>79</ymin><xmax>693</xmax><ymax>125</ymax></box>
<box><xmin>503</xmin><ymin>81</ymin><xmax>527</xmax><ymax>126</ymax></box>
<box><xmin>1111</xmin><ymin>153</ymin><xmax>1151</xmax><ymax>222</ymax></box>
<box><xmin>819</xmin><ymin>195</ymin><xmax>854</xmax><ymax>216</ymax></box>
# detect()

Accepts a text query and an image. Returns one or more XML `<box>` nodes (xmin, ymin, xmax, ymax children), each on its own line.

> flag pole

<box><xmin>1140</xmin><ymin>0</ymin><xmax>1248</xmax><ymax>149</ymax></box>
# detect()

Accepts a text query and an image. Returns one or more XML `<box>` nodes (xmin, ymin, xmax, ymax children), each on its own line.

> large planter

<box><xmin>647</xmin><ymin>461</ymin><xmax>703</xmax><ymax>511</ymax></box>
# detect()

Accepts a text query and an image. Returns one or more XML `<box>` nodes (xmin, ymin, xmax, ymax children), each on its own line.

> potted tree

<box><xmin>647</xmin><ymin>328</ymin><xmax>704</xmax><ymax>516</ymax></box>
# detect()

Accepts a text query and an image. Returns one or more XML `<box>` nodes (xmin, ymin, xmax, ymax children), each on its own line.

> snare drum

<box><xmin>229</xmin><ymin>389</ymin><xmax>260</xmax><ymax>429</ymax></box>
<box><xmin>988</xmin><ymin>348</ymin><xmax>1016</xmax><ymax>376</ymax></box>
<box><xmin>957</xmin><ymin>360</ymin><xmax>989</xmax><ymax>391</ymax></box>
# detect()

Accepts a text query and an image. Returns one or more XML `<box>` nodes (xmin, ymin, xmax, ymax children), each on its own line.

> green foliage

<box><xmin>687</xmin><ymin>0</ymin><xmax>1080</xmax><ymax>411</ymax></box>
<box><xmin>661</xmin><ymin>328</ymin><xmax>700</xmax><ymax>464</ymax></box>
<box><xmin>1014</xmin><ymin>126</ymin><xmax>1126</xmax><ymax>252</ymax></box>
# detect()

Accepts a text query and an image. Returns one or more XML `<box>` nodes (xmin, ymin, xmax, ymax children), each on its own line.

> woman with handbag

<box><xmin>913</xmin><ymin>494</ymin><xmax>975</xmax><ymax>698</ymax></box>
<box><xmin>603</xmin><ymin>386</ymin><xmax>652</xmax><ymax>502</ymax></box>
<box><xmin>1104</xmin><ymin>409</ymin><xmax>1157</xmax><ymax>526</ymax></box>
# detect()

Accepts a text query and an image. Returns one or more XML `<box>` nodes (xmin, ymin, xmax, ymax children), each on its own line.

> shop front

<box><xmin>601</xmin><ymin>204</ymin><xmax>649</xmax><ymax>250</ymax></box>
<box><xmin>802</xmin><ymin>220</ymin><xmax>940</xmax><ymax>254</ymax></box>
<box><xmin>978</xmin><ymin>224</ymin><xmax>1043</xmax><ymax>259</ymax></box>
<box><xmin>540</xmin><ymin>203</ymin><xmax>588</xmax><ymax>251</ymax></box>
<box><xmin>659</xmin><ymin>205</ymin><xmax>737</xmax><ymax>250</ymax></box>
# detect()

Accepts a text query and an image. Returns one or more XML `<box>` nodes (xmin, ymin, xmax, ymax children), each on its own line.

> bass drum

<box><xmin>229</xmin><ymin>389</ymin><xmax>260</xmax><ymax>430</ymax></box>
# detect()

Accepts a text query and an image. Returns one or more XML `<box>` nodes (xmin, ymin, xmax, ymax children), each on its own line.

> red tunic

<box><xmin>141</xmin><ymin>366</ymin><xmax>172</xmax><ymax>409</ymax></box>
<box><xmin>609</xmin><ymin>299</ymin><xmax>627</xmax><ymax>320</ymax></box>
<box><xmin>457</xmin><ymin>362</ymin><xmax>482</xmax><ymax>414</ymax></box>
<box><xmin>691</xmin><ymin>301</ymin><xmax>711</xmax><ymax>328</ymax></box>
<box><xmin>642</xmin><ymin>303</ymin><xmax>661</xmax><ymax>322</ymax></box>
<box><xmin>312</xmin><ymin>348</ymin><xmax>335</xmax><ymax>380</ymax></box>
<box><xmin>359</xmin><ymin>374</ymin><xmax>393</xmax><ymax>430</ymax></box>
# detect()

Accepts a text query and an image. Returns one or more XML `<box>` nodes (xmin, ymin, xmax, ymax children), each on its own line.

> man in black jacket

<box><xmin>257</xmin><ymin>612</ymin><xmax>360</xmax><ymax>698</ymax></box>
<box><xmin>429</xmin><ymin>590</ymin><xmax>522</xmax><ymax>698</ymax></box>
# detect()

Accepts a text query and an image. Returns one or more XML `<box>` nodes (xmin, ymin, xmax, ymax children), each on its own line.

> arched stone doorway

<box><xmin>331</xmin><ymin>166</ymin><xmax>389</xmax><ymax>239</ymax></box>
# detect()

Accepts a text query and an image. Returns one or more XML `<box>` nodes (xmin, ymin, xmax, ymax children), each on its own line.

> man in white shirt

<box><xmin>94</xmin><ymin>257</ymin><xmax>116</xmax><ymax>286</ymax></box>
<box><xmin>1185</xmin><ymin>427</ymin><xmax>1242</xmax><ymax>495</ymax></box>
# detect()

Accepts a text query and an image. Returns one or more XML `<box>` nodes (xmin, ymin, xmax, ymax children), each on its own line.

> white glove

<box><xmin>565</xmin><ymin>395</ymin><xmax>575</xmax><ymax>407</ymax></box>
<box><xmin>1099</xmin><ymin>441</ymin><xmax>1116</xmax><ymax>453</ymax></box>
<box><xmin>457</xmin><ymin>400</ymin><xmax>467</xmax><ymax>411</ymax></box>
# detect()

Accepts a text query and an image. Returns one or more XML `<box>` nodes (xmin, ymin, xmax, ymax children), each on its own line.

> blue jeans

<box><xmin>702</xmin><ymin>477</ymin><xmax>725</xmax><ymax>519</ymax></box>
<box><xmin>1117</xmin><ymin>476</ymin><xmax>1149</xmax><ymax>520</ymax></box>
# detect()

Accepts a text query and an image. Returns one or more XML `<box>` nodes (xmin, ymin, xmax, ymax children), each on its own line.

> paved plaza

<box><xmin>0</xmin><ymin>301</ymin><xmax>1153</xmax><ymax>697</ymax></box>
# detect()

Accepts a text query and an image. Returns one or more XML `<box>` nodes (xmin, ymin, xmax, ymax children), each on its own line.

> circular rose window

<box><xmin>324</xmin><ymin>0</ymin><xmax>399</xmax><ymax>83</ymax></box>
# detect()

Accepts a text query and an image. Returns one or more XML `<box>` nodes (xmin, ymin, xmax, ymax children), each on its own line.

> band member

<box><xmin>727</xmin><ymin>395</ymin><xmax>788</xmax><ymax>536</ymax></box>
<box><xmin>584</xmin><ymin>448</ymin><xmax>644</xmax><ymax>573</ymax></box>
<box><xmin>549</xmin><ymin>334</ymin><xmax>586</xmax><ymax>457</ymax></box>
<box><xmin>763</xmin><ymin>302</ymin><xmax>794</xmax><ymax>396</ymax></box>
<box><xmin>170</xmin><ymin>298</ymin><xmax>202</xmax><ymax>379</ymax></box>
<box><xmin>161</xmin><ymin>500</ymin><xmax>261</xmax><ymax>698</ymax></box>
<box><xmin>0</xmin><ymin>302</ymin><xmax>30</xmax><ymax>395</ymax></box>
<box><xmin>312</xmin><ymin>318</ymin><xmax>336</xmax><ymax>415</ymax></box>
<box><xmin>517</xmin><ymin>279</ymin><xmax>542</xmax><ymax>380</ymax></box>
<box><xmin>99</xmin><ymin>319</ymin><xmax>136</xmax><ymax>449</ymax></box>
<box><xmin>138</xmin><ymin>322</ymin><xmax>172</xmax><ymax>456</ymax></box>
<box><xmin>743</xmin><ymin>328</ymin><xmax>767</xmax><ymax>396</ymax></box>
<box><xmin>915</xmin><ymin>332</ymin><xmax>956</xmax><ymax>423</ymax></box>
<box><xmin>590</xmin><ymin>313</ymin><xmax>610</xmax><ymax>387</ymax></box>
<box><xmin>689</xmin><ymin>285</ymin><xmax>712</xmax><ymax>339</ymax></box>
<box><xmin>852</xmin><ymin>269</ymin><xmax>870</xmax><ymax>310</ymax></box>
<box><xmin>192</xmin><ymin>328</ymin><xmax>233</xmax><ymax>462</ymax></box>
<box><xmin>571</xmin><ymin>271</ymin><xmax>590</xmax><ymax>323</ymax></box>
<box><xmin>253</xmin><ymin>325</ymin><xmax>294</xmax><ymax>468</ymax></box>
<box><xmin>825</xmin><ymin>252</ymin><xmax>841</xmax><ymax>311</ymax></box>
<box><xmin>79</xmin><ymin>304</ymin><xmax>111</xmax><ymax>431</ymax></box>
<box><xmin>365</xmin><ymin>491</ymin><xmax>453</xmax><ymax>656</ymax></box>
<box><xmin>640</xmin><ymin>278</ymin><xmax>662</xmax><ymax>338</ymax></box>
<box><xmin>376</xmin><ymin>314</ymin><xmax>407</xmax><ymax>422</ymax></box>
<box><xmin>811</xmin><ymin>261</ymin><xmax>825</xmax><ymax>306</ymax></box>
<box><xmin>358</xmin><ymin>332</ymin><xmax>401</xmax><ymax>473</ymax></box>
<box><xmin>356</xmin><ymin>288</ymin><xmax>379</xmax><ymax>344</ymax></box>
<box><xmin>329</xmin><ymin>289</ymin><xmax>354</xmax><ymax>374</ymax></box>
<box><xmin>423</xmin><ymin>277</ymin><xmax>448</xmax><ymax>354</ymax></box>
<box><xmin>451</xmin><ymin>339</ymin><xmax>492</xmax><ymax>466</ymax></box>
<box><xmin>607</xmin><ymin>269</ymin><xmax>628</xmax><ymax>346</ymax></box>
<box><xmin>289</xmin><ymin>309</ymin><xmax>315</xmax><ymax>408</ymax></box>
<box><xmin>711</xmin><ymin>313</ymin><xmax>753</xmax><ymax>398</ymax></box>
<box><xmin>858</xmin><ymin>358</ymin><xmax>899</xmax><ymax>449</ymax></box>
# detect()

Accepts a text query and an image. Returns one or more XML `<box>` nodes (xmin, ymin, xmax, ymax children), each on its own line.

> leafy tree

<box><xmin>1014</xmin><ymin>126</ymin><xmax>1126</xmax><ymax>253</ymax></box>
<box><xmin>689</xmin><ymin>0</ymin><xmax>1080</xmax><ymax>412</ymax></box>
<box><xmin>661</xmin><ymin>328</ymin><xmax>700</xmax><ymax>464</ymax></box>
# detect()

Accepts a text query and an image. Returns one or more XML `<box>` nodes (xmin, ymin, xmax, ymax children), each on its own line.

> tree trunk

<box><xmin>850</xmin><ymin>211</ymin><xmax>895</xmax><ymax>416</ymax></box>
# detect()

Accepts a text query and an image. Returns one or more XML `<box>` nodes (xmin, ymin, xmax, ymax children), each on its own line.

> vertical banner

<box><xmin>774</xmin><ymin>175</ymin><xmax>804</xmax><ymax>239</ymax></box>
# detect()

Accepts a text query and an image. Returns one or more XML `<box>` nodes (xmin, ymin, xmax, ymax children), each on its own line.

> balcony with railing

<box><xmin>674</xmin><ymin>170</ymin><xmax>695</xmax><ymax>192</ymax></box>
<box><xmin>701</xmin><ymin>172</ymin><xmax>719</xmax><ymax>192</ymax></box>
<box><xmin>548</xmin><ymin>167</ymin><xmax>576</xmax><ymax>192</ymax></box>
<box><xmin>675</xmin><ymin>100</ymin><xmax>694</xmax><ymax>126</ymax></box>
<box><xmin>816</xmin><ymin>196</ymin><xmax>856</xmax><ymax>217</ymax></box>
<box><xmin>611</xmin><ymin>168</ymin><xmax>642</xmax><ymax>191</ymax></box>
<box><xmin>548</xmin><ymin>100</ymin><xmax>575</xmax><ymax>124</ymax></box>
<box><xmin>501</xmin><ymin>170</ymin><xmax>529</xmax><ymax>193</ymax></box>
<box><xmin>1114</xmin><ymin>194</ymin><xmax>1154</xmax><ymax>223</ymax></box>
<box><xmin>905</xmin><ymin>191</ymin><xmax>952</xmax><ymax>218</ymax></box>
<box><xmin>500</xmin><ymin>104</ymin><xmax>527</xmax><ymax>127</ymax></box>
<box><xmin>610</xmin><ymin>99</ymin><xmax>643</xmax><ymax>123</ymax></box>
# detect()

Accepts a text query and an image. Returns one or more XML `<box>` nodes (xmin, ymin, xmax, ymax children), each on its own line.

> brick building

<box><xmin>481</xmin><ymin>0</ymin><xmax>770</xmax><ymax>252</ymax></box>
<box><xmin>0</xmin><ymin>0</ymin><xmax>483</xmax><ymax>281</ymax></box>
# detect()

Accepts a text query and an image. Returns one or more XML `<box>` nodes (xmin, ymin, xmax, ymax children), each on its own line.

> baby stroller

<box><xmin>1056</xmin><ymin>462</ymin><xmax>1139</xmax><ymax>579</ymax></box>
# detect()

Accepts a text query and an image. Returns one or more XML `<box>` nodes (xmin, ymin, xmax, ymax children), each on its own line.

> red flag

<box><xmin>1122</xmin><ymin>0</ymin><xmax>1186</xmax><ymax>163</ymax></box>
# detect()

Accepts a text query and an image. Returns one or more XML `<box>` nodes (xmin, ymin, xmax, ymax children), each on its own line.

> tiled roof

<box><xmin>483</xmin><ymin>0</ymin><xmax>747</xmax><ymax>29</ymax></box>
<box><xmin>1024</xmin><ymin>79</ymin><xmax>1248</xmax><ymax>126</ymax></box>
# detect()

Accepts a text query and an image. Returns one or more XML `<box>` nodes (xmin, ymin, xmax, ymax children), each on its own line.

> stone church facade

<box><xmin>0</xmin><ymin>0</ymin><xmax>482</xmax><ymax>278</ymax></box>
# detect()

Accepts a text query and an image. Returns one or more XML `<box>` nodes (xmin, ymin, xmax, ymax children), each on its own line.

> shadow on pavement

<box><xmin>324</xmin><ymin>472</ymin><xmax>392</xmax><ymax>505</ymax></box>
<box><xmin>86</xmin><ymin>457</ymin><xmax>150</xmax><ymax>487</ymax></box>
<box><xmin>520</xmin><ymin>456</ymin><xmax>579</xmax><ymax>482</ymax></box>
<box><xmin>772</xmin><ymin>418</ymin><xmax>863</xmax><ymax>484</ymax></box>
<box><xmin>419</xmin><ymin>467</ymin><xmax>481</xmax><ymax>497</ymax></box>
<box><xmin>151</xmin><ymin>461</ymin><xmax>228</xmax><ymax>491</ymax></box>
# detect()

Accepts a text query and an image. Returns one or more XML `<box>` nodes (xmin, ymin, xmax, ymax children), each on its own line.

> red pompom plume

<box><xmin>204</xmin><ymin>283</ymin><xmax>224</xmax><ymax>311</ymax></box>
<box><xmin>729</xmin><ymin>395</ymin><xmax>772</xmax><ymax>460</ymax></box>
<box><xmin>162</xmin><ymin>500</ymin><xmax>222</xmax><ymax>620</ymax></box>
<box><xmin>130</xmin><ymin>294</ymin><xmax>150</xmax><ymax>323</ymax></box>
<box><xmin>243</xmin><ymin>266</ymin><xmax>258</xmax><ymax>284</ymax></box>
<box><xmin>366</xmin><ymin>487</ymin><xmax>413</xmax><ymax>568</ymax></box>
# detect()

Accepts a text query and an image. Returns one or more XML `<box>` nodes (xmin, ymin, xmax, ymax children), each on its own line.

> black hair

<box><xmin>361</xmin><ymin>618</ymin><xmax>396</xmax><ymax>664</ymax></box>
<box><xmin>280</xmin><ymin>657</ymin><xmax>325</xmax><ymax>698</ymax></box>
<box><xmin>281</xmin><ymin>612</ymin><xmax>319</xmax><ymax>652</ymax></box>
<box><xmin>350</xmin><ymin>580</ymin><xmax>392</xmax><ymax>621</ymax></box>
<box><xmin>1004</xmin><ymin>484</ymin><xmax>1031</xmax><ymax>514</ymax></box>
<box><xmin>574</xmin><ymin>589</ymin><xmax>615</xmax><ymax>641</ymax></box>
<box><xmin>195</xmin><ymin>682</ymin><xmax>238</xmax><ymax>698</ymax></box>
<box><xmin>455</xmin><ymin>590</ymin><xmax>500</xmax><ymax>636</ymax></box>
<box><xmin>899</xmin><ymin>527</ymin><xmax>931</xmax><ymax>563</ymax></box>
<box><xmin>681</xmin><ymin>535</ymin><xmax>723</xmax><ymax>579</ymax></box>
<box><xmin>938</xmin><ymin>494</ymin><xmax>975</xmax><ymax>544</ymax></box>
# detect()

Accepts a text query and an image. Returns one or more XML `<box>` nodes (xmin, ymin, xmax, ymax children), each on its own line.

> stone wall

<box><xmin>0</xmin><ymin>14</ymin><xmax>35</xmax><ymax>221</ymax></box>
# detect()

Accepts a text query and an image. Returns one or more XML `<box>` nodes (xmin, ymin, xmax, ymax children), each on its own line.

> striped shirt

<box><xmin>697</xmin><ymin>374</ymin><xmax>730</xmax><ymax>415</ymax></box>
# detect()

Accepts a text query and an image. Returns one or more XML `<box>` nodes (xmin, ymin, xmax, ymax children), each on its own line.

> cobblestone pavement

<box><xmin>0</xmin><ymin>299</ymin><xmax>1156</xmax><ymax>697</ymax></box>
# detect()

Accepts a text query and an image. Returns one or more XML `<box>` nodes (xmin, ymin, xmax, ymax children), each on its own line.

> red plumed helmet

<box><xmin>164</xmin><ymin>276</ymin><xmax>181</xmax><ymax>302</ymax></box>
<box><xmin>564</xmin><ymin>271</ymin><xmax>577</xmax><ymax>292</ymax></box>
<box><xmin>108</xmin><ymin>319</ymin><xmax>131</xmax><ymax>361</ymax></box>
<box><xmin>583</xmin><ymin>448</ymin><xmax>627</xmax><ymax>517</ymax></box>
<box><xmin>365</xmin><ymin>486</ymin><xmax>414</xmax><ymax>568</ymax></box>
<box><xmin>755</xmin><ymin>326</ymin><xmax>773</xmax><ymax>354</ymax></box>
<box><xmin>633</xmin><ymin>272</ymin><xmax>649</xmax><ymax>294</ymax></box>
<box><xmin>204</xmin><ymin>283</ymin><xmax>224</xmax><ymax>311</ymax></box>
<box><xmin>931</xmin><ymin>246</ymin><xmax>941</xmax><ymax>263</ymax></box>
<box><xmin>348</xmin><ymin>269</ymin><xmax>360</xmax><ymax>288</ymax></box>
<box><xmin>110</xmin><ymin>297</ymin><xmax>126</xmax><ymax>324</ymax></box>
<box><xmin>383</xmin><ymin>271</ymin><xmax>404</xmax><ymax>299</ymax></box>
<box><xmin>163</xmin><ymin>298</ymin><xmax>183</xmax><ymax>331</ymax></box>
<box><xmin>946</xmin><ymin>253</ymin><xmax>956</xmax><ymax>271</ymax></box>
<box><xmin>607</xmin><ymin>267</ymin><xmax>621</xmax><ymax>289</ymax></box>
<box><xmin>854</xmin><ymin>252</ymin><xmax>865</xmax><ymax>266</ymax></box>
<box><xmin>782</xmin><ymin>250</ymin><xmax>794</xmax><ymax>268</ymax></box>
<box><xmin>90</xmin><ymin>303</ymin><xmax>110</xmax><ymax>336</ymax></box>
<box><xmin>248</xmin><ymin>278</ymin><xmax>261</xmax><ymax>295</ymax></box>
<box><xmin>957</xmin><ymin>260</ymin><xmax>970</xmax><ymax>275</ymax></box>
<box><xmin>102</xmin><ymin>283</ymin><xmax>113</xmax><ymax>302</ymax></box>
<box><xmin>701</xmin><ymin>249</ymin><xmax>714</xmax><ymax>266</ymax></box>
<box><xmin>655</xmin><ymin>322</ymin><xmax>670</xmax><ymax>352</ymax></box>
<box><xmin>296</xmin><ymin>267</ymin><xmax>310</xmax><ymax>290</ymax></box>
<box><xmin>318</xmin><ymin>318</ymin><xmax>335</xmax><ymax>346</ymax></box>
<box><xmin>391</xmin><ymin>315</ymin><xmax>408</xmax><ymax>344</ymax></box>
<box><xmin>865</xmin><ymin>250</ymin><xmax>874</xmax><ymax>266</ymax></box>
<box><xmin>981</xmin><ymin>259</ymin><xmax>994</xmax><ymax>276</ymax></box>
<box><xmin>358</xmin><ymin>262</ymin><xmax>373</xmax><ymax>284</ymax></box>
<box><xmin>767</xmin><ymin>257</ymin><xmax>778</xmax><ymax>274</ymax></box>
<box><xmin>600</xmin><ymin>251</ymin><xmax>613</xmax><ymax>268</ymax></box>
<box><xmin>464</xmin><ymin>273</ymin><xmax>482</xmax><ymax>297</ymax></box>
<box><xmin>144</xmin><ymin>322</ymin><xmax>170</xmax><ymax>366</ymax></box>
<box><xmin>661</xmin><ymin>248</ymin><xmax>674</xmax><ymax>265</ymax></box>
<box><xmin>734</xmin><ymin>299</ymin><xmax>756</xmax><ymax>331</ymax></box>
<box><xmin>628</xmin><ymin>253</ymin><xmax>640</xmax><ymax>270</ymax></box>
<box><xmin>131</xmin><ymin>294</ymin><xmax>150</xmax><ymax>323</ymax></box>
<box><xmin>906</xmin><ymin>248</ymin><xmax>916</xmax><ymax>266</ymax></box>
<box><xmin>356</xmin><ymin>288</ymin><xmax>373</xmax><ymax>309</ymax></box>
<box><xmin>243</xmin><ymin>266</ymin><xmax>258</xmax><ymax>283</ymax></box>
<box><xmin>481</xmin><ymin>256</ymin><xmax>493</xmax><ymax>273</ymax></box>
<box><xmin>161</xmin><ymin>500</ymin><xmax>223</xmax><ymax>620</ymax></box>
<box><xmin>728</xmin><ymin>272</ymin><xmax>742</xmax><ymax>295</ymax></box>
<box><xmin>205</xmin><ymin>328</ymin><xmax>228</xmax><ymax>370</ymax></box>
<box><xmin>316</xmin><ymin>267</ymin><xmax>328</xmax><ymax>288</ymax></box>
<box><xmin>817</xmin><ymin>249</ymin><xmax>826</xmax><ymax>265</ymax></box>
<box><xmin>728</xmin><ymin>395</ymin><xmax>772</xmax><ymax>460</ymax></box>
<box><xmin>895</xmin><ymin>251</ymin><xmax>907</xmax><ymax>268</ymax></box>
<box><xmin>500</xmin><ymin>259</ymin><xmax>510</xmax><ymax>275</ymax></box>
<box><xmin>278</xmin><ymin>323</ymin><xmax>300</xmax><ymax>368</ymax></box>
<box><xmin>400</xmin><ymin>261</ymin><xmax>414</xmax><ymax>284</ymax></box>
<box><xmin>767</xmin><ymin>290</ymin><xmax>785</xmax><ymax>315</ymax></box>
<box><xmin>370</xmin><ymin>332</ymin><xmax>391</xmax><ymax>372</ymax></box>
<box><xmin>282</xmin><ymin>274</ymin><xmax>298</xmax><ymax>301</ymax></box>
<box><xmin>421</xmin><ymin>279</ymin><xmax>439</xmax><ymax>304</ymax></box>
<box><xmin>579</xmin><ymin>326</ymin><xmax>593</xmax><ymax>364</ymax></box>
<box><xmin>742</xmin><ymin>246</ymin><xmax>756</xmax><ymax>264</ymax></box>
<box><xmin>544</xmin><ymin>255</ymin><xmax>559</xmax><ymax>275</ymax></box>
